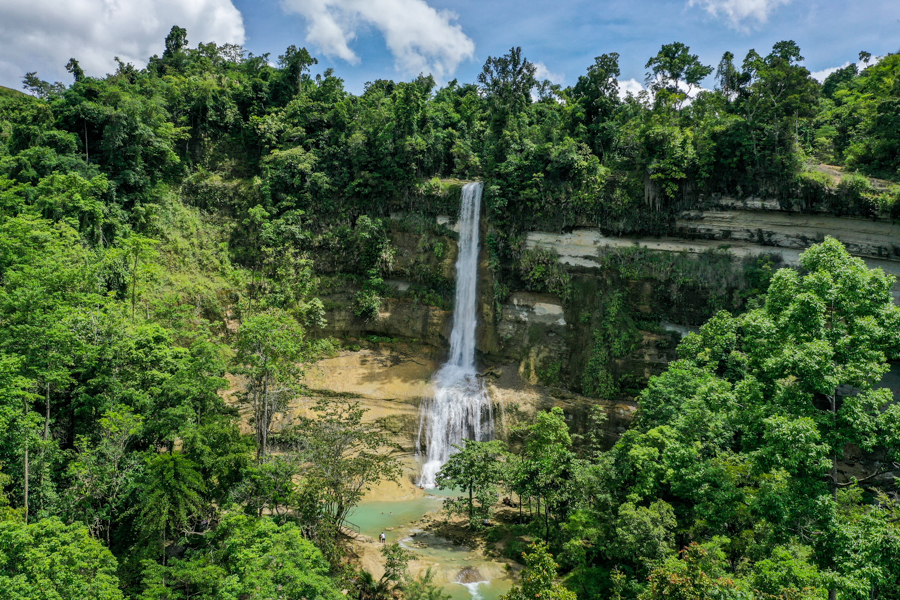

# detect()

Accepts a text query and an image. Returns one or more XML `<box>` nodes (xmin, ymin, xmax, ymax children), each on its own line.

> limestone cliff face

<box><xmin>312</xmin><ymin>204</ymin><xmax>900</xmax><ymax>444</ymax></box>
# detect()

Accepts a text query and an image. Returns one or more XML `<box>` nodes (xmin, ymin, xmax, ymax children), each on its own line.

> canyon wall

<box><xmin>311</xmin><ymin>201</ymin><xmax>900</xmax><ymax>454</ymax></box>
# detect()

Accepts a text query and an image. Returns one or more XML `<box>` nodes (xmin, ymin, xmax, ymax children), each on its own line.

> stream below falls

<box><xmin>348</xmin><ymin>493</ymin><xmax>513</xmax><ymax>600</ymax></box>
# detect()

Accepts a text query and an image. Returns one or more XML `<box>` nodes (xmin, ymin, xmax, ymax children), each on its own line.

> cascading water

<box><xmin>417</xmin><ymin>182</ymin><xmax>493</xmax><ymax>488</ymax></box>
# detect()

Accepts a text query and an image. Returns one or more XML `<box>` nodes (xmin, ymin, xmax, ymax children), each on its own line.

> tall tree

<box><xmin>139</xmin><ymin>452</ymin><xmax>206</xmax><ymax>557</ymax></box>
<box><xmin>234</xmin><ymin>309</ymin><xmax>307</xmax><ymax>461</ymax></box>
<box><xmin>645</xmin><ymin>42</ymin><xmax>713</xmax><ymax>108</ymax></box>
<box><xmin>67</xmin><ymin>406</ymin><xmax>144</xmax><ymax>544</ymax></box>
<box><xmin>291</xmin><ymin>397</ymin><xmax>401</xmax><ymax>532</ymax></box>
<box><xmin>501</xmin><ymin>542</ymin><xmax>576</xmax><ymax>600</ymax></box>
<box><xmin>570</xmin><ymin>53</ymin><xmax>622</xmax><ymax>158</ymax></box>
<box><xmin>436</xmin><ymin>439</ymin><xmax>506</xmax><ymax>527</ymax></box>
<box><xmin>0</xmin><ymin>517</ymin><xmax>124</xmax><ymax>599</ymax></box>
<box><xmin>514</xmin><ymin>407</ymin><xmax>578</xmax><ymax>541</ymax></box>
<box><xmin>478</xmin><ymin>46</ymin><xmax>537</xmax><ymax>120</ymax></box>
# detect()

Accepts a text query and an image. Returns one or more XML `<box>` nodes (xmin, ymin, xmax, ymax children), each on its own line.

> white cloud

<box><xmin>0</xmin><ymin>0</ymin><xmax>244</xmax><ymax>89</ymax></box>
<box><xmin>810</xmin><ymin>55</ymin><xmax>883</xmax><ymax>82</ymax></box>
<box><xmin>534</xmin><ymin>62</ymin><xmax>564</xmax><ymax>85</ymax></box>
<box><xmin>281</xmin><ymin>0</ymin><xmax>475</xmax><ymax>79</ymax></box>
<box><xmin>618</xmin><ymin>78</ymin><xmax>644</xmax><ymax>98</ymax></box>
<box><xmin>810</xmin><ymin>62</ymin><xmax>852</xmax><ymax>83</ymax></box>
<box><xmin>688</xmin><ymin>0</ymin><xmax>792</xmax><ymax>29</ymax></box>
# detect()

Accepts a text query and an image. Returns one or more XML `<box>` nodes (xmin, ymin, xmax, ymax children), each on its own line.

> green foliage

<box><xmin>437</xmin><ymin>439</ymin><xmax>507</xmax><ymax>527</ymax></box>
<box><xmin>0</xmin><ymin>517</ymin><xmax>124</xmax><ymax>599</ymax></box>
<box><xmin>570</xmin><ymin>237</ymin><xmax>900</xmax><ymax>598</ymax></box>
<box><xmin>275</xmin><ymin>397</ymin><xmax>402</xmax><ymax>533</ymax></box>
<box><xmin>640</xmin><ymin>543</ymin><xmax>740</xmax><ymax>600</ymax></box>
<box><xmin>66</xmin><ymin>406</ymin><xmax>144</xmax><ymax>544</ymax></box>
<box><xmin>404</xmin><ymin>568</ymin><xmax>452</xmax><ymax>600</ymax></box>
<box><xmin>518</xmin><ymin>247</ymin><xmax>572</xmax><ymax>300</ymax></box>
<box><xmin>502</xmin><ymin>541</ymin><xmax>577</xmax><ymax>600</ymax></box>
<box><xmin>819</xmin><ymin>54</ymin><xmax>900</xmax><ymax>179</ymax></box>
<box><xmin>139</xmin><ymin>512</ymin><xmax>341</xmax><ymax>600</ymax></box>
<box><xmin>1</xmin><ymin>24</ymin><xmax>899</xmax><ymax>600</ymax></box>
<box><xmin>354</xmin><ymin>270</ymin><xmax>385</xmax><ymax>322</ymax></box>
<box><xmin>511</xmin><ymin>407</ymin><xmax>579</xmax><ymax>542</ymax></box>
<box><xmin>234</xmin><ymin>308</ymin><xmax>309</xmax><ymax>459</ymax></box>
<box><xmin>794</xmin><ymin>170</ymin><xmax>881</xmax><ymax>216</ymax></box>
<box><xmin>645</xmin><ymin>42</ymin><xmax>713</xmax><ymax>109</ymax></box>
<box><xmin>580</xmin><ymin>290</ymin><xmax>638</xmax><ymax>398</ymax></box>
<box><xmin>138</xmin><ymin>453</ymin><xmax>206</xmax><ymax>551</ymax></box>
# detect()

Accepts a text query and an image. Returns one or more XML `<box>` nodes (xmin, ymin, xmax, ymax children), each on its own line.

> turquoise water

<box><xmin>448</xmin><ymin>579</ymin><xmax>512</xmax><ymax>600</ymax></box>
<box><xmin>347</xmin><ymin>497</ymin><xmax>444</xmax><ymax>541</ymax></box>
<box><xmin>350</xmin><ymin>495</ymin><xmax>513</xmax><ymax>600</ymax></box>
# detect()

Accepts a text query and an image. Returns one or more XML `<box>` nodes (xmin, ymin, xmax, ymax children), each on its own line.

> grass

<box><xmin>0</xmin><ymin>86</ymin><xmax>26</xmax><ymax>99</ymax></box>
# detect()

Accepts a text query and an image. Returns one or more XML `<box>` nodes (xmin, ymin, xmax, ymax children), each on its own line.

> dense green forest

<box><xmin>0</xmin><ymin>25</ymin><xmax>898</xmax><ymax>599</ymax></box>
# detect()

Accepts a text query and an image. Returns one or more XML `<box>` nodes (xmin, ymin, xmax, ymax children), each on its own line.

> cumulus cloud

<box><xmin>810</xmin><ymin>55</ymin><xmax>882</xmax><ymax>83</ymax></box>
<box><xmin>281</xmin><ymin>0</ymin><xmax>475</xmax><ymax>79</ymax></box>
<box><xmin>810</xmin><ymin>62</ymin><xmax>852</xmax><ymax>83</ymax></box>
<box><xmin>688</xmin><ymin>0</ymin><xmax>792</xmax><ymax>29</ymax></box>
<box><xmin>618</xmin><ymin>78</ymin><xmax>645</xmax><ymax>98</ymax></box>
<box><xmin>534</xmin><ymin>62</ymin><xmax>564</xmax><ymax>85</ymax></box>
<box><xmin>0</xmin><ymin>0</ymin><xmax>244</xmax><ymax>89</ymax></box>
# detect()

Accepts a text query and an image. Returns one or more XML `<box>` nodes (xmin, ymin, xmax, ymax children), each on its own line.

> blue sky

<box><xmin>1</xmin><ymin>0</ymin><xmax>898</xmax><ymax>94</ymax></box>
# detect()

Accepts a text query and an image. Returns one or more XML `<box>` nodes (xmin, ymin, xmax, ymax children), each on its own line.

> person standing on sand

<box><xmin>380</xmin><ymin>532</ymin><xmax>386</xmax><ymax>544</ymax></box>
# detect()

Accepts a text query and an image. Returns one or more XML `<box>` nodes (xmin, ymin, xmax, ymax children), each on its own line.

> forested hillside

<box><xmin>0</xmin><ymin>25</ymin><xmax>898</xmax><ymax>599</ymax></box>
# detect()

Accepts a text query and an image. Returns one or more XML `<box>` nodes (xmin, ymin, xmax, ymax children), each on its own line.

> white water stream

<box><xmin>417</xmin><ymin>182</ymin><xmax>494</xmax><ymax>488</ymax></box>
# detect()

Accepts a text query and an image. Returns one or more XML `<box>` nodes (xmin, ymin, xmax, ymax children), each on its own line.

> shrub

<box><xmin>518</xmin><ymin>247</ymin><xmax>571</xmax><ymax>300</ymax></box>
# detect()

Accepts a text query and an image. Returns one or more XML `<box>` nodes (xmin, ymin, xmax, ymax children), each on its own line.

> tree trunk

<box><xmin>830</xmin><ymin>392</ymin><xmax>838</xmax><ymax>500</ymax></box>
<box><xmin>39</xmin><ymin>382</ymin><xmax>51</xmax><ymax>512</ymax></box>
<box><xmin>22</xmin><ymin>400</ymin><xmax>28</xmax><ymax>523</ymax></box>
<box><xmin>132</xmin><ymin>254</ymin><xmax>138</xmax><ymax>320</ymax></box>
<box><xmin>469</xmin><ymin>486</ymin><xmax>474</xmax><ymax>525</ymax></box>
<box><xmin>44</xmin><ymin>383</ymin><xmax>50</xmax><ymax>441</ymax></box>
<box><xmin>829</xmin><ymin>389</ymin><xmax>838</xmax><ymax>600</ymax></box>
<box><xmin>545</xmin><ymin>503</ymin><xmax>550</xmax><ymax>541</ymax></box>
<box><xmin>261</xmin><ymin>373</ymin><xmax>269</xmax><ymax>461</ymax></box>
<box><xmin>23</xmin><ymin>440</ymin><xmax>29</xmax><ymax>523</ymax></box>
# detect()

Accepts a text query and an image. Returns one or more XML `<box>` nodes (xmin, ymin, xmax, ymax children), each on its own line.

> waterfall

<box><xmin>417</xmin><ymin>182</ymin><xmax>493</xmax><ymax>488</ymax></box>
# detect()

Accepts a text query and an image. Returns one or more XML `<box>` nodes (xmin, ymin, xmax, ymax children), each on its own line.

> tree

<box><xmin>139</xmin><ymin>512</ymin><xmax>342</xmax><ymax>600</ymax></box>
<box><xmin>65</xmin><ymin>58</ymin><xmax>86</xmax><ymax>82</ymax></box>
<box><xmin>139</xmin><ymin>453</ymin><xmax>206</xmax><ymax>555</ymax></box>
<box><xmin>478</xmin><ymin>46</ymin><xmax>537</xmax><ymax>119</ymax></box>
<box><xmin>640</xmin><ymin>543</ymin><xmax>739</xmax><ymax>600</ymax></box>
<box><xmin>631</xmin><ymin>237</ymin><xmax>900</xmax><ymax>599</ymax></box>
<box><xmin>290</xmin><ymin>397</ymin><xmax>401</xmax><ymax>532</ymax></box>
<box><xmin>404</xmin><ymin>569</ymin><xmax>452</xmax><ymax>600</ymax></box>
<box><xmin>612</xmin><ymin>500</ymin><xmax>677</xmax><ymax>572</ymax></box>
<box><xmin>274</xmin><ymin>45</ymin><xmax>317</xmax><ymax>104</ymax></box>
<box><xmin>21</xmin><ymin>72</ymin><xmax>64</xmax><ymax>98</ymax></box>
<box><xmin>114</xmin><ymin>235</ymin><xmax>161</xmax><ymax>320</ymax></box>
<box><xmin>501</xmin><ymin>542</ymin><xmax>576</xmax><ymax>600</ymax></box>
<box><xmin>513</xmin><ymin>407</ymin><xmax>578</xmax><ymax>541</ymax></box>
<box><xmin>753</xmin><ymin>238</ymin><xmax>899</xmax><ymax>494</ymax></box>
<box><xmin>234</xmin><ymin>309</ymin><xmax>308</xmax><ymax>460</ymax></box>
<box><xmin>715</xmin><ymin>51</ymin><xmax>745</xmax><ymax>102</ymax></box>
<box><xmin>0</xmin><ymin>517</ymin><xmax>124</xmax><ymax>600</ymax></box>
<box><xmin>67</xmin><ymin>406</ymin><xmax>143</xmax><ymax>544</ymax></box>
<box><xmin>645</xmin><ymin>42</ymin><xmax>713</xmax><ymax>108</ymax></box>
<box><xmin>436</xmin><ymin>438</ymin><xmax>506</xmax><ymax>527</ymax></box>
<box><xmin>570</xmin><ymin>53</ymin><xmax>622</xmax><ymax>157</ymax></box>
<box><xmin>354</xmin><ymin>543</ymin><xmax>415</xmax><ymax>600</ymax></box>
<box><xmin>162</xmin><ymin>26</ymin><xmax>189</xmax><ymax>61</ymax></box>
<box><xmin>0</xmin><ymin>354</ymin><xmax>35</xmax><ymax>520</ymax></box>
